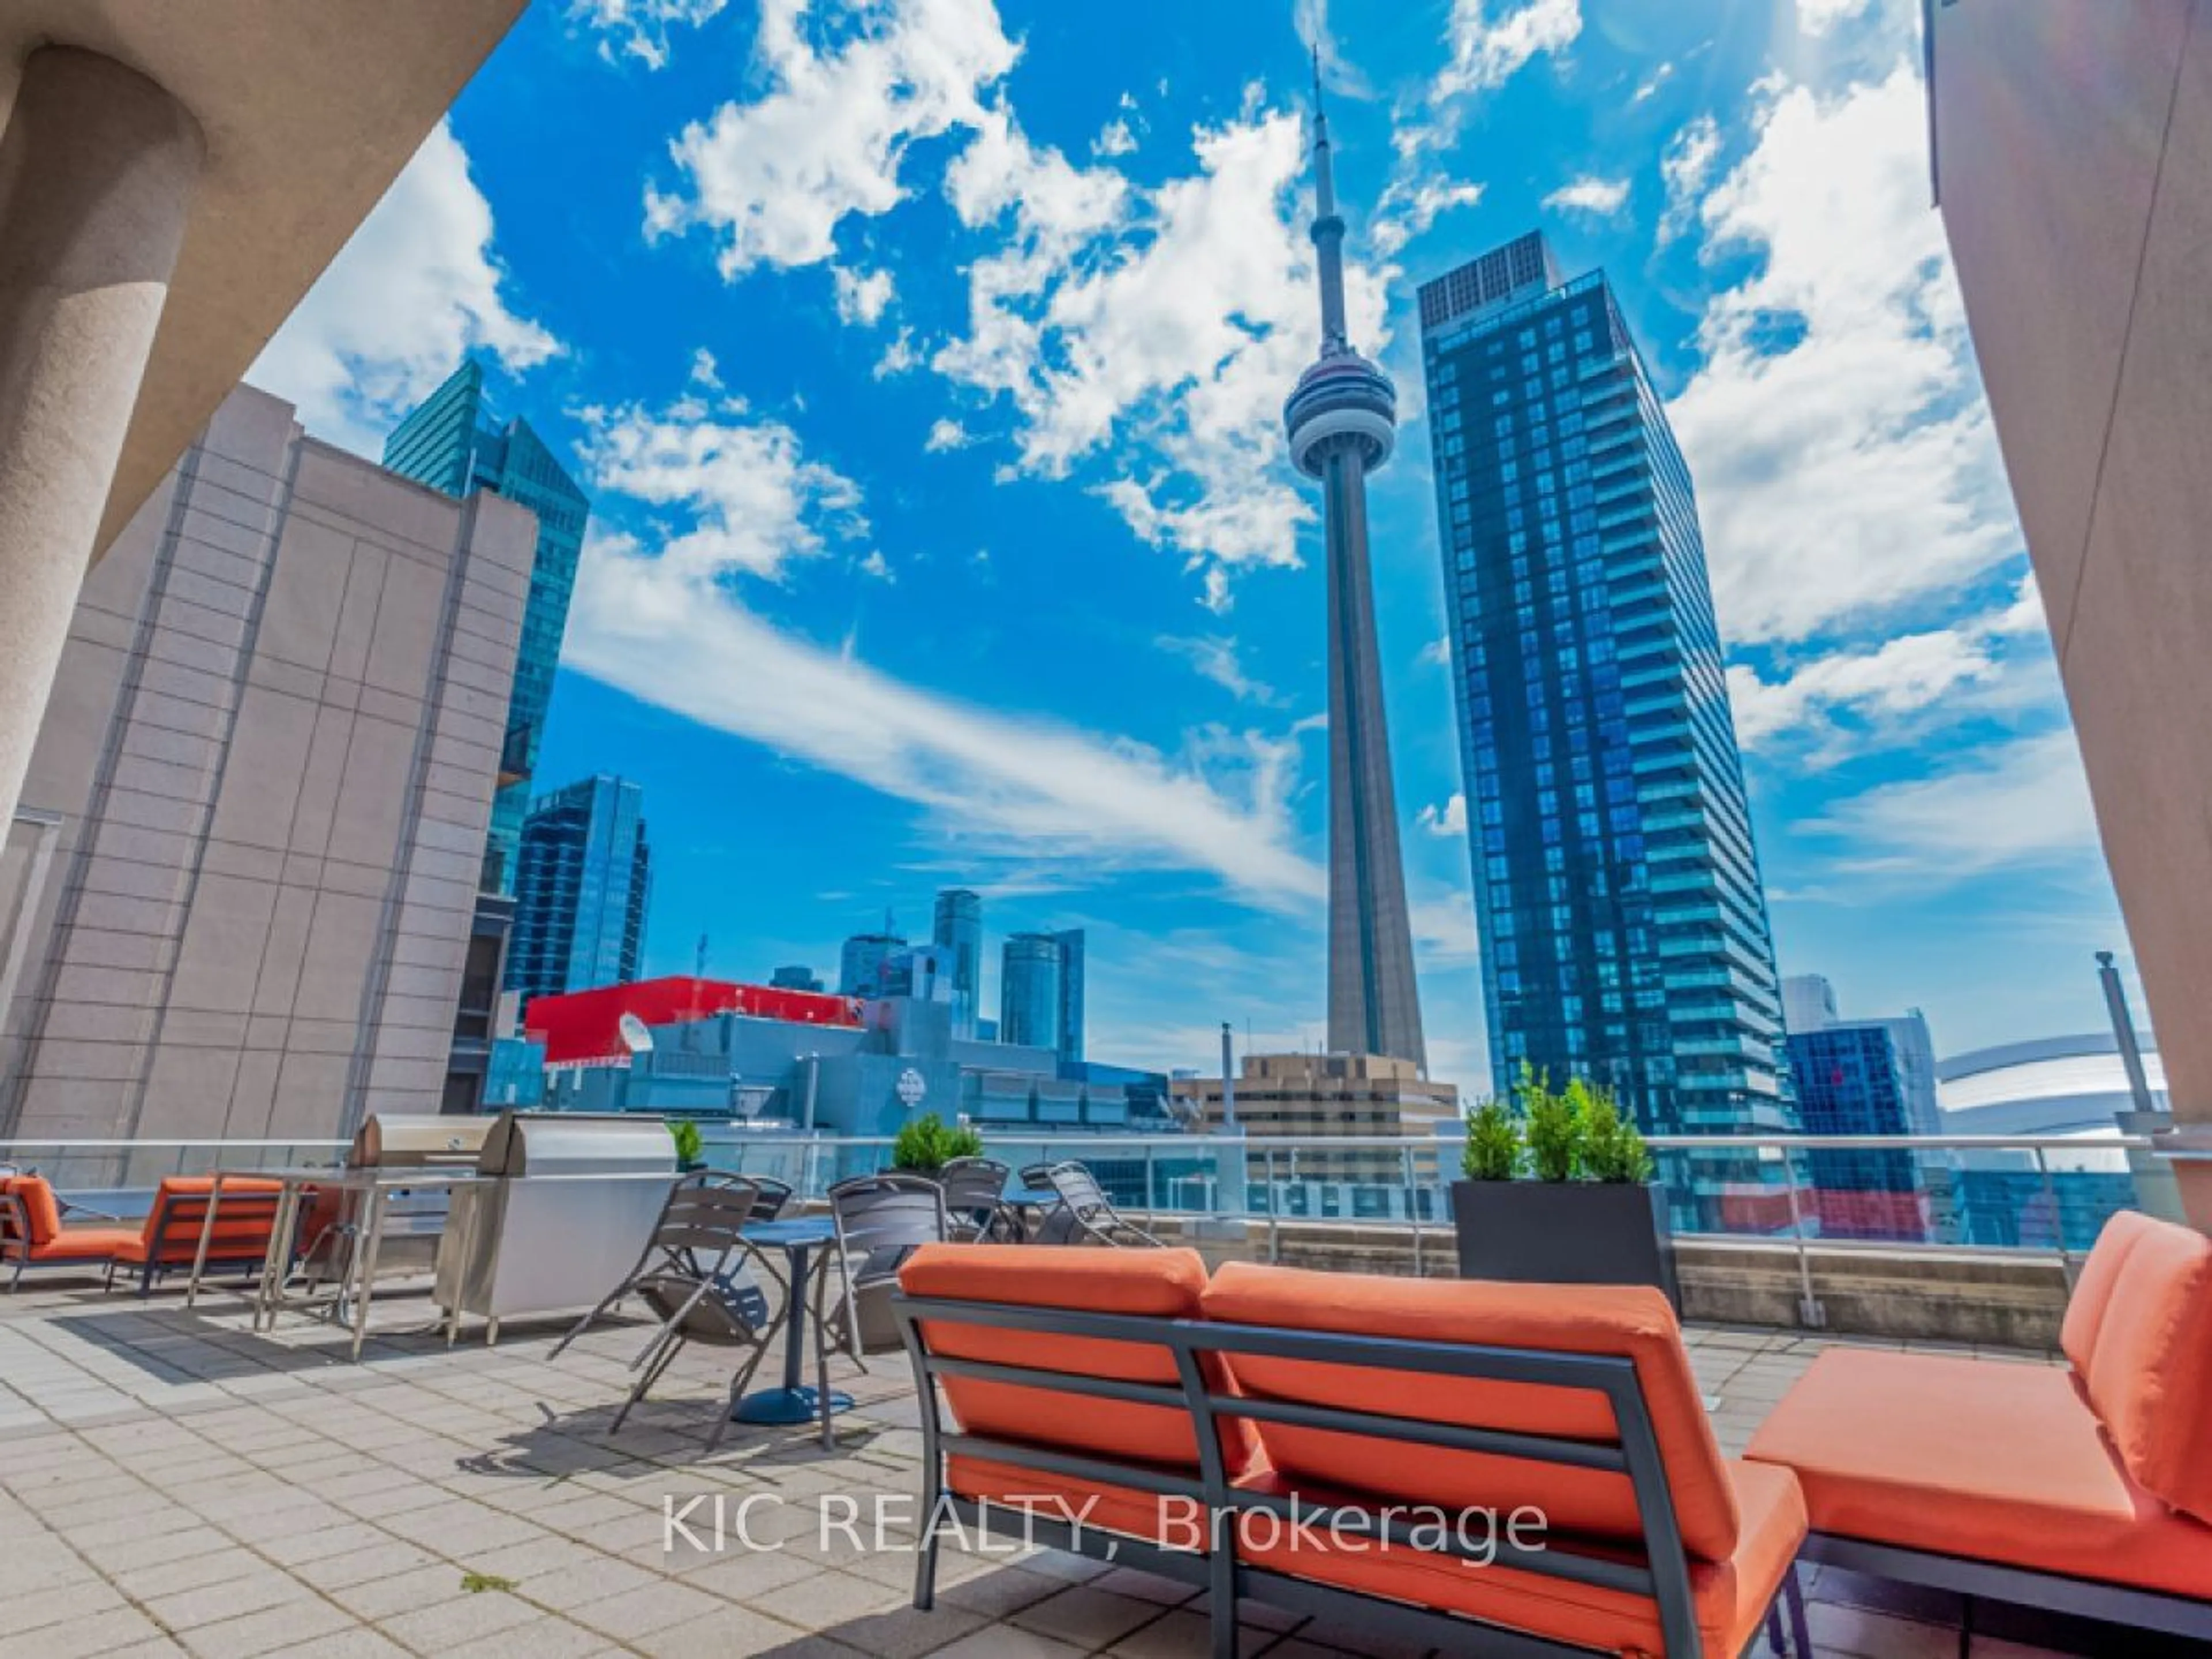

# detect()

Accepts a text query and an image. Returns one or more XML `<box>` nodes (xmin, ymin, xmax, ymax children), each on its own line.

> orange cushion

<box><xmin>2061</xmin><ymin>1209</ymin><xmax>2157</xmax><ymax>1374</ymax></box>
<box><xmin>945</xmin><ymin>1455</ymin><xmax>1200</xmax><ymax>1549</ymax></box>
<box><xmin>28</xmin><ymin>1226</ymin><xmax>139</xmax><ymax>1262</ymax></box>
<box><xmin>137</xmin><ymin>1176</ymin><xmax>286</xmax><ymax>1259</ymax></box>
<box><xmin>1746</xmin><ymin>1347</ymin><xmax>2212</xmax><ymax>1600</ymax></box>
<box><xmin>3</xmin><ymin>1176</ymin><xmax>63</xmax><ymax>1248</ymax></box>
<box><xmin>899</xmin><ymin>1245</ymin><xmax>1215</xmax><ymax>1471</ymax></box>
<box><xmin>1200</xmin><ymin>1262</ymin><xmax>1741</xmax><ymax>1564</ymax></box>
<box><xmin>1232</xmin><ymin>1457</ymin><xmax>1804</xmax><ymax>1659</ymax></box>
<box><xmin>2083</xmin><ymin>1217</ymin><xmax>2212</xmax><ymax>1524</ymax></box>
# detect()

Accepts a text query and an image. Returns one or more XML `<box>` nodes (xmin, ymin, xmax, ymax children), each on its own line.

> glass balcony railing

<box><xmin>2</xmin><ymin>1128</ymin><xmax>2167</xmax><ymax>1269</ymax></box>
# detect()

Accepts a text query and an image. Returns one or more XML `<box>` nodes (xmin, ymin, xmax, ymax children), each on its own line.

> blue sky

<box><xmin>249</xmin><ymin>0</ymin><xmax>2138</xmax><ymax>1086</ymax></box>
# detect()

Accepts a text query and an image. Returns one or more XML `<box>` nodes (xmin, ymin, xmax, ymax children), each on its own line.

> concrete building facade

<box><xmin>0</xmin><ymin>384</ymin><xmax>532</xmax><ymax>1141</ymax></box>
<box><xmin>0</xmin><ymin>6</ymin><xmax>525</xmax><ymax>847</ymax></box>
<box><xmin>1925</xmin><ymin>1</ymin><xmax>2212</xmax><ymax>1226</ymax></box>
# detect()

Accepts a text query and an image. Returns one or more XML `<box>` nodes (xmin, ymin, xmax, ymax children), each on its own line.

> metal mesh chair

<box><xmin>824</xmin><ymin>1173</ymin><xmax>946</xmax><ymax>1368</ymax></box>
<box><xmin>937</xmin><ymin>1157</ymin><xmax>1016</xmax><ymax>1243</ymax></box>
<box><xmin>1037</xmin><ymin>1160</ymin><xmax>1161</xmax><ymax>1247</ymax></box>
<box><xmin>552</xmin><ymin>1173</ymin><xmax>782</xmax><ymax>1452</ymax></box>
<box><xmin>746</xmin><ymin>1176</ymin><xmax>795</xmax><ymax>1224</ymax></box>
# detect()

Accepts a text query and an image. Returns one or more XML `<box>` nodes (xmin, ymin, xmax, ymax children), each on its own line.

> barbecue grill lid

<box><xmin>475</xmin><ymin>1111</ymin><xmax>679</xmax><ymax>1177</ymax></box>
<box><xmin>352</xmin><ymin>1114</ymin><xmax>493</xmax><ymax>1167</ymax></box>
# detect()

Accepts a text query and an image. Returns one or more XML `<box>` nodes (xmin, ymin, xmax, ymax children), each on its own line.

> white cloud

<box><xmin>1657</xmin><ymin>113</ymin><xmax>1720</xmax><ymax>245</ymax></box>
<box><xmin>1156</xmin><ymin>634</ymin><xmax>1279</xmax><ymax>704</ymax></box>
<box><xmin>688</xmin><ymin>347</ymin><xmax>723</xmax><ymax>387</ymax></box>
<box><xmin>642</xmin><ymin>0</ymin><xmax>1019</xmax><ymax>278</ymax></box>
<box><xmin>1295</xmin><ymin>0</ymin><xmax>1373</xmax><ymax>97</ymax></box>
<box><xmin>874</xmin><ymin>328</ymin><xmax>921</xmax><ymax>378</ymax></box>
<box><xmin>569</xmin><ymin>0</ymin><xmax>728</xmax><ymax>69</ymax></box>
<box><xmin>569</xmin><ymin>559</ymin><xmax>1323</xmax><ymax>910</ymax></box>
<box><xmin>858</xmin><ymin>548</ymin><xmax>896</xmax><ymax>582</ymax></box>
<box><xmin>1372</xmin><ymin>176</ymin><xmax>1485</xmax><ymax>257</ymax></box>
<box><xmin>1402</xmin><ymin>0</ymin><xmax>1582</xmax><ymax>159</ymax></box>
<box><xmin>1728</xmin><ymin>576</ymin><xmax>2048</xmax><ymax>749</ymax></box>
<box><xmin>1418</xmin><ymin>634</ymin><xmax>1452</xmax><ymax>668</ymax></box>
<box><xmin>1419</xmin><ymin>793</ymin><xmax>1468</xmax><ymax>838</ymax></box>
<box><xmin>1092</xmin><ymin>118</ymin><xmax>1137</xmax><ymax>158</ymax></box>
<box><xmin>1542</xmin><ymin>173</ymin><xmax>1630</xmax><ymax>219</ymax></box>
<box><xmin>833</xmin><ymin>264</ymin><xmax>896</xmax><ymax>326</ymax></box>
<box><xmin>1669</xmin><ymin>63</ymin><xmax>2020</xmax><ymax>646</ymax></box>
<box><xmin>1797</xmin><ymin>0</ymin><xmax>1876</xmax><ymax>36</ymax></box>
<box><xmin>923</xmin><ymin>417</ymin><xmax>971</xmax><ymax>452</ymax></box>
<box><xmin>1633</xmin><ymin>61</ymin><xmax>1675</xmax><ymax>103</ymax></box>
<box><xmin>1804</xmin><ymin>729</ymin><xmax>2099</xmax><ymax>879</ymax></box>
<box><xmin>934</xmin><ymin>103</ymin><xmax>1391</xmax><ymax>601</ymax></box>
<box><xmin>573</xmin><ymin>392</ymin><xmax>867</xmax><ymax>585</ymax></box>
<box><xmin>250</xmin><ymin>121</ymin><xmax>557</xmax><ymax>457</ymax></box>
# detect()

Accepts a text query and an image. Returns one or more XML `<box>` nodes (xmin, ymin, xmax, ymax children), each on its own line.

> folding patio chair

<box><xmin>552</xmin><ymin>1175</ymin><xmax>782</xmax><ymax>1451</ymax></box>
<box><xmin>1036</xmin><ymin>1160</ymin><xmax>1161</xmax><ymax>1247</ymax></box>
<box><xmin>937</xmin><ymin>1157</ymin><xmax>1016</xmax><ymax>1243</ymax></box>
<box><xmin>823</xmin><ymin>1173</ymin><xmax>946</xmax><ymax>1368</ymax></box>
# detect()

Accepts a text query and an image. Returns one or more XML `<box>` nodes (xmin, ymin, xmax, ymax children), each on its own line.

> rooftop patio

<box><xmin>0</xmin><ymin>1268</ymin><xmax>2168</xmax><ymax>1659</ymax></box>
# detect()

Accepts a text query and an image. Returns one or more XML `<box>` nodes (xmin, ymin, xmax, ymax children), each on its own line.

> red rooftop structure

<box><xmin>525</xmin><ymin>976</ymin><xmax>863</xmax><ymax>1069</ymax></box>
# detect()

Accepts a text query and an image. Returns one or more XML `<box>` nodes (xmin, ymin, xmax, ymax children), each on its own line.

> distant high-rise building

<box><xmin>1786</xmin><ymin>997</ymin><xmax>1941</xmax><ymax>1241</ymax></box>
<box><xmin>884</xmin><ymin>944</ymin><xmax>955</xmax><ymax>1004</ymax></box>
<box><xmin>1782</xmin><ymin>974</ymin><xmax>1840</xmax><ymax>1035</ymax></box>
<box><xmin>1287</xmin><ymin>67</ymin><xmax>1426</xmax><ymax>1070</ymax></box>
<box><xmin>999</xmin><ymin>933</ymin><xmax>1063</xmax><ymax>1051</ymax></box>
<box><xmin>1419</xmin><ymin>231</ymin><xmax>1787</xmax><ymax>1140</ymax></box>
<box><xmin>0</xmin><ymin>385</ymin><xmax>534</xmax><ymax>1137</ymax></box>
<box><xmin>508</xmin><ymin>776</ymin><xmax>651</xmax><ymax>1006</ymax></box>
<box><xmin>383</xmin><ymin>358</ymin><xmax>590</xmax><ymax>896</ymax></box>
<box><xmin>839</xmin><ymin>917</ymin><xmax>906</xmax><ymax>998</ymax></box>
<box><xmin>932</xmin><ymin>888</ymin><xmax>983</xmax><ymax>1038</ymax></box>
<box><xmin>1051</xmin><ymin>927</ymin><xmax>1086</xmax><ymax>1064</ymax></box>
<box><xmin>770</xmin><ymin>964</ymin><xmax>824</xmax><ymax>993</ymax></box>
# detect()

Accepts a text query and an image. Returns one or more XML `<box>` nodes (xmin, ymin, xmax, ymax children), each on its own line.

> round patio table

<box><xmin>736</xmin><ymin>1216</ymin><xmax>855</xmax><ymax>1425</ymax></box>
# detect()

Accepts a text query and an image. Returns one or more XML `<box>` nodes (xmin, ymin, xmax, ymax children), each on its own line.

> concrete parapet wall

<box><xmin>1146</xmin><ymin>1215</ymin><xmax>2069</xmax><ymax>1350</ymax></box>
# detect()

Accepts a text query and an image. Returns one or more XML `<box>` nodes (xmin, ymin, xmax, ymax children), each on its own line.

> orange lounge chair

<box><xmin>1746</xmin><ymin>1210</ymin><xmax>2212</xmax><ymax>1642</ymax></box>
<box><xmin>1</xmin><ymin>1176</ymin><xmax>141</xmax><ymax>1291</ymax></box>
<box><xmin>896</xmin><ymin>1247</ymin><xmax>1811</xmax><ymax>1657</ymax></box>
<box><xmin>1</xmin><ymin>1174</ymin><xmax>291</xmax><ymax>1296</ymax></box>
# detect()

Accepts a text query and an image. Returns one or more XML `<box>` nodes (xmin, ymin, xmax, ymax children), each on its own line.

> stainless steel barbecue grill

<box><xmin>434</xmin><ymin>1112</ymin><xmax>676</xmax><ymax>1342</ymax></box>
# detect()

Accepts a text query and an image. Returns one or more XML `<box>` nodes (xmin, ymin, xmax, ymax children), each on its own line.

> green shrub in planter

<box><xmin>1520</xmin><ymin>1066</ymin><xmax>1586</xmax><ymax>1183</ymax></box>
<box><xmin>668</xmin><ymin>1120</ymin><xmax>704</xmax><ymax>1171</ymax></box>
<box><xmin>1582</xmin><ymin>1087</ymin><xmax>1656</xmax><ymax>1184</ymax></box>
<box><xmin>891</xmin><ymin>1112</ymin><xmax>983</xmax><ymax>1175</ymax></box>
<box><xmin>1461</xmin><ymin>1099</ymin><xmax>1521</xmax><ymax>1181</ymax></box>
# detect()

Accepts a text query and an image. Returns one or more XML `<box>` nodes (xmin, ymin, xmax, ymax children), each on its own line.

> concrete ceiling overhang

<box><xmin>0</xmin><ymin>0</ymin><xmax>527</xmax><ymax>557</ymax></box>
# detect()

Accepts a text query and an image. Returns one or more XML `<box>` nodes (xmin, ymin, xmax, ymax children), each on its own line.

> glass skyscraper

<box><xmin>384</xmin><ymin>359</ymin><xmax>590</xmax><ymax>895</ymax></box>
<box><xmin>507</xmin><ymin>775</ymin><xmax>651</xmax><ymax>1006</ymax></box>
<box><xmin>999</xmin><ymin>933</ymin><xmax>1062</xmax><ymax>1051</ymax></box>
<box><xmin>1051</xmin><ymin>927</ymin><xmax>1085</xmax><ymax>1065</ymax></box>
<box><xmin>1419</xmin><ymin>232</ymin><xmax>1787</xmax><ymax>1140</ymax></box>
<box><xmin>931</xmin><ymin>888</ymin><xmax>982</xmax><ymax>1039</ymax></box>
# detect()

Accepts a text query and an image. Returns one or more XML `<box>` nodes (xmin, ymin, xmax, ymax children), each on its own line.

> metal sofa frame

<box><xmin>1798</xmin><ymin>1533</ymin><xmax>2212</xmax><ymax>1648</ymax></box>
<box><xmin>893</xmin><ymin>1291</ymin><xmax>1812</xmax><ymax>1659</ymax></box>
<box><xmin>113</xmin><ymin>1186</ymin><xmax>291</xmax><ymax>1298</ymax></box>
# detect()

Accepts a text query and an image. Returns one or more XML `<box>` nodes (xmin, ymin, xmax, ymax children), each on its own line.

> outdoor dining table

<box><xmin>734</xmin><ymin>1215</ymin><xmax>855</xmax><ymax>1425</ymax></box>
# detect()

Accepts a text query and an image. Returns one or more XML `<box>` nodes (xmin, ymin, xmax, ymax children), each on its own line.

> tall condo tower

<box><xmin>1284</xmin><ymin>60</ymin><xmax>1426</xmax><ymax>1071</ymax></box>
<box><xmin>1418</xmin><ymin>232</ymin><xmax>1787</xmax><ymax>1142</ymax></box>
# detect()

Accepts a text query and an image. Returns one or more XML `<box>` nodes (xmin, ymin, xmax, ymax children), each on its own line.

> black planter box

<box><xmin>1451</xmin><ymin>1179</ymin><xmax>1680</xmax><ymax>1309</ymax></box>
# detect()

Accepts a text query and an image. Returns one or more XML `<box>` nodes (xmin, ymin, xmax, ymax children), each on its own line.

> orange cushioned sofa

<box><xmin>1746</xmin><ymin>1209</ymin><xmax>2212</xmax><ymax>1642</ymax></box>
<box><xmin>895</xmin><ymin>1245</ymin><xmax>1811</xmax><ymax>1658</ymax></box>
<box><xmin>1</xmin><ymin>1173</ymin><xmax>289</xmax><ymax>1296</ymax></box>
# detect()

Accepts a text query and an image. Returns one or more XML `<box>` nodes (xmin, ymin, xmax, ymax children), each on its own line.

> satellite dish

<box><xmin>618</xmin><ymin>1012</ymin><xmax>654</xmax><ymax>1055</ymax></box>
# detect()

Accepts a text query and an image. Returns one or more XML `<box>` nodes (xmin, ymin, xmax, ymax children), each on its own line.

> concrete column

<box><xmin>0</xmin><ymin>48</ymin><xmax>203</xmax><ymax>830</ymax></box>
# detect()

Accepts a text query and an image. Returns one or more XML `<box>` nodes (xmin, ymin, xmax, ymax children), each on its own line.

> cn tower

<box><xmin>1283</xmin><ymin>56</ymin><xmax>1427</xmax><ymax>1070</ymax></box>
